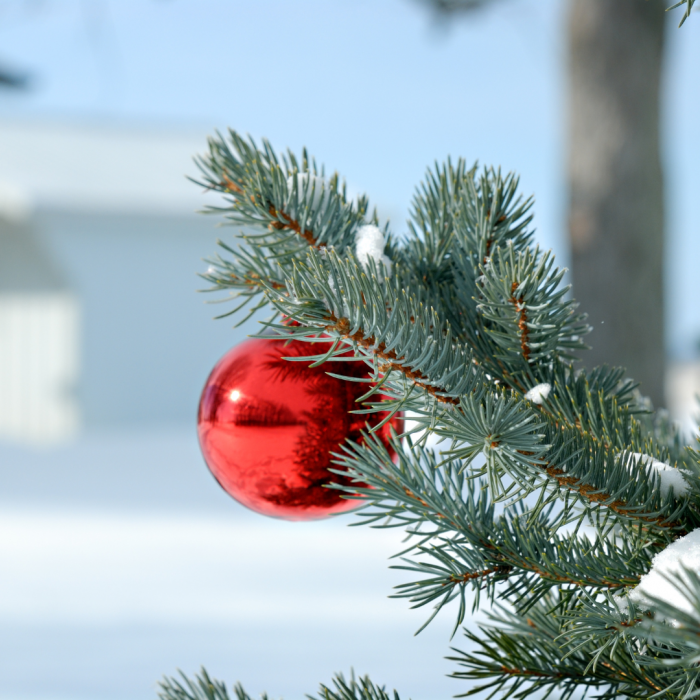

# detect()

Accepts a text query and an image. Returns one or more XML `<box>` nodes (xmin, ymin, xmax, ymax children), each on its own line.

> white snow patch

<box><xmin>355</xmin><ymin>224</ymin><xmax>392</xmax><ymax>280</ymax></box>
<box><xmin>0</xmin><ymin>508</ymin><xmax>413</xmax><ymax>626</ymax></box>
<box><xmin>612</xmin><ymin>593</ymin><xmax>629</xmax><ymax>614</ymax></box>
<box><xmin>524</xmin><ymin>383</ymin><xmax>551</xmax><ymax>404</ymax></box>
<box><xmin>618</xmin><ymin>451</ymin><xmax>689</xmax><ymax>498</ymax></box>
<box><xmin>629</xmin><ymin>528</ymin><xmax>700</xmax><ymax>616</ymax></box>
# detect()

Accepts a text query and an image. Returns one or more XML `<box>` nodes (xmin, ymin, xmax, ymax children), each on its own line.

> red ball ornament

<box><xmin>197</xmin><ymin>336</ymin><xmax>403</xmax><ymax>520</ymax></box>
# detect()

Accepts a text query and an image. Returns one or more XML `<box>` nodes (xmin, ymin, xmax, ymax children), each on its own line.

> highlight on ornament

<box><xmin>197</xmin><ymin>336</ymin><xmax>403</xmax><ymax>521</ymax></box>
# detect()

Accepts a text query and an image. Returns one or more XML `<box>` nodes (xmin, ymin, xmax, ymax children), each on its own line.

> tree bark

<box><xmin>567</xmin><ymin>0</ymin><xmax>666</xmax><ymax>406</ymax></box>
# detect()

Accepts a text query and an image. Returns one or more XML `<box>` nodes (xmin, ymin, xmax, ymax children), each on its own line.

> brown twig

<box><xmin>449</xmin><ymin>566</ymin><xmax>513</xmax><ymax>585</ymax></box>
<box><xmin>226</xmin><ymin>272</ymin><xmax>285</xmax><ymax>291</ymax></box>
<box><xmin>497</xmin><ymin>662</ymin><xmax>649</xmax><ymax>689</ymax></box>
<box><xmin>510</xmin><ymin>281</ymin><xmax>530</xmax><ymax>361</ymax></box>
<box><xmin>325</xmin><ymin>314</ymin><xmax>460</xmax><ymax>406</ymax></box>
<box><xmin>219</xmin><ymin>174</ymin><xmax>322</xmax><ymax>247</ymax></box>
<box><xmin>220</xmin><ymin>175</ymin><xmax>242</xmax><ymax>193</ymax></box>
<box><xmin>599</xmin><ymin>662</ymin><xmax>662</xmax><ymax>693</ymax></box>
<box><xmin>499</xmin><ymin>666</ymin><xmax>566</xmax><ymax>679</ymax></box>
<box><xmin>544</xmin><ymin>464</ymin><xmax>683</xmax><ymax>531</ymax></box>
<box><xmin>482</xmin><ymin>211</ymin><xmax>506</xmax><ymax>264</ymax></box>
<box><xmin>268</xmin><ymin>204</ymin><xmax>322</xmax><ymax>247</ymax></box>
<box><xmin>450</xmin><ymin>557</ymin><xmax>635</xmax><ymax>590</ymax></box>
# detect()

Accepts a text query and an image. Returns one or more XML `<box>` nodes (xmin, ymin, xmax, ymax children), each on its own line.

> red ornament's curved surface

<box><xmin>197</xmin><ymin>337</ymin><xmax>403</xmax><ymax>520</ymax></box>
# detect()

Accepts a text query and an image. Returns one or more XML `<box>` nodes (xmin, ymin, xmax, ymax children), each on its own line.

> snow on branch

<box><xmin>618</xmin><ymin>451</ymin><xmax>689</xmax><ymax>498</ymax></box>
<box><xmin>355</xmin><ymin>225</ymin><xmax>392</xmax><ymax>280</ymax></box>
<box><xmin>629</xmin><ymin>528</ymin><xmax>700</xmax><ymax>615</ymax></box>
<box><xmin>525</xmin><ymin>383</ymin><xmax>551</xmax><ymax>405</ymax></box>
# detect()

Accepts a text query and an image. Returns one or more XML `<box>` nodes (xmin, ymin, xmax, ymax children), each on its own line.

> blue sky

<box><xmin>1</xmin><ymin>1</ymin><xmax>565</xmax><ymax>241</ymax></box>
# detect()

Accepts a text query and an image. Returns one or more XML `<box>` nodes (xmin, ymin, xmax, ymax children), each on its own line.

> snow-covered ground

<box><xmin>0</xmin><ymin>430</ymin><xmax>463</xmax><ymax>700</ymax></box>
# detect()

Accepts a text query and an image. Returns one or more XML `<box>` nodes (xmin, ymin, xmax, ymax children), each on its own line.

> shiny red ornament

<box><xmin>197</xmin><ymin>337</ymin><xmax>403</xmax><ymax>520</ymax></box>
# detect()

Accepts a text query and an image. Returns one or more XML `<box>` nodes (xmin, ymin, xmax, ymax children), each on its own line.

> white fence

<box><xmin>0</xmin><ymin>292</ymin><xmax>80</xmax><ymax>444</ymax></box>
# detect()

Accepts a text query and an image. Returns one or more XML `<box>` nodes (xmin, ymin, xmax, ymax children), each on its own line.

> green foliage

<box><xmin>179</xmin><ymin>131</ymin><xmax>700</xmax><ymax>699</ymax></box>
<box><xmin>449</xmin><ymin>593</ymin><xmax>668</xmax><ymax>700</ymax></box>
<box><xmin>311</xmin><ymin>672</ymin><xmax>401</xmax><ymax>700</ymax></box>
<box><xmin>158</xmin><ymin>669</ymin><xmax>256</xmax><ymax>700</ymax></box>
<box><xmin>159</xmin><ymin>670</ymin><xmax>401</xmax><ymax>700</ymax></box>
<box><xmin>668</xmin><ymin>0</ymin><xmax>697</xmax><ymax>27</ymax></box>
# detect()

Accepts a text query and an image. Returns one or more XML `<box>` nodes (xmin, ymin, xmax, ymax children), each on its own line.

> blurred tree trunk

<box><xmin>567</xmin><ymin>0</ymin><xmax>666</xmax><ymax>406</ymax></box>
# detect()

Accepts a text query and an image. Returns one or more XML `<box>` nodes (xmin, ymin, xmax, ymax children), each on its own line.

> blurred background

<box><xmin>0</xmin><ymin>1</ymin><xmax>698</xmax><ymax>699</ymax></box>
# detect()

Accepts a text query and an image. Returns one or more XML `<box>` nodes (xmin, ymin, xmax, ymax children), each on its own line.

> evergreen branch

<box><xmin>389</xmin><ymin>533</ymin><xmax>641</xmax><ymax>637</ymax></box>
<box><xmin>557</xmin><ymin>591</ymin><xmax>700</xmax><ymax>697</ymax></box>
<box><xmin>199</xmin><ymin>136</ymin><xmax>675</xmax><ymax>505</ymax></box>
<box><xmin>190</xmin><ymin>132</ymin><xmax>700</xmax><ymax>699</ymax></box>
<box><xmin>194</xmin><ymin>130</ymin><xmax>372</xmax><ymax>254</ymax></box>
<box><xmin>333</xmin><ymin>436</ymin><xmax>651</xmax><ymax>633</ymax></box>
<box><xmin>539</xmin><ymin>421</ymin><xmax>690</xmax><ymax>532</ymax></box>
<box><xmin>278</xmin><ymin>248</ymin><xmax>488</xmax><ymax>405</ymax></box>
<box><xmin>403</xmin><ymin>163</ymin><xmax>537</xmax><ymax>376</ymax></box>
<box><xmin>193</xmin><ymin>130</ymin><xmax>380</xmax><ymax>317</ymax></box>
<box><xmin>310</xmin><ymin>671</ymin><xmax>401</xmax><ymax>700</ymax></box>
<box><xmin>404</xmin><ymin>161</ymin><xmax>588</xmax><ymax>389</ymax></box>
<box><xmin>668</xmin><ymin>0</ymin><xmax>696</xmax><ymax>27</ymax></box>
<box><xmin>558</xmin><ymin>593</ymin><xmax>645</xmax><ymax>666</ymax></box>
<box><xmin>476</xmin><ymin>245</ymin><xmax>588</xmax><ymax>366</ymax></box>
<box><xmin>400</xmin><ymin>163</ymin><xmax>683</xmax><ymax>509</ymax></box>
<box><xmin>268</xmin><ymin>247</ymin><xmax>692</xmax><ymax>531</ymax></box>
<box><xmin>433</xmin><ymin>387</ymin><xmax>689</xmax><ymax>529</ymax></box>
<box><xmin>213</xmin><ymin>250</ymin><xmax>663</xmax><ymax>529</ymax></box>
<box><xmin>198</xmin><ymin>135</ymin><xmax>677</xmax><ymax>473</ymax></box>
<box><xmin>398</xmin><ymin>162</ymin><xmax>674</xmax><ymax>480</ymax></box>
<box><xmin>158</xmin><ymin>669</ymin><xmax>258</xmax><ymax>700</ymax></box>
<box><xmin>449</xmin><ymin>595</ymin><xmax>667</xmax><ymax>699</ymax></box>
<box><xmin>325</xmin><ymin>313</ymin><xmax>460</xmax><ymax>406</ymax></box>
<box><xmin>158</xmin><ymin>670</ymin><xmax>402</xmax><ymax>700</ymax></box>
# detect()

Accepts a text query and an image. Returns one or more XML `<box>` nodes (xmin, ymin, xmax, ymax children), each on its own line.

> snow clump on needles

<box><xmin>629</xmin><ymin>529</ymin><xmax>700</xmax><ymax>616</ymax></box>
<box><xmin>355</xmin><ymin>225</ymin><xmax>392</xmax><ymax>281</ymax></box>
<box><xmin>618</xmin><ymin>451</ymin><xmax>689</xmax><ymax>498</ymax></box>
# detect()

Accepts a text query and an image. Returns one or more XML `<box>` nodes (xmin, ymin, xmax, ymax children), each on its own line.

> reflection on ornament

<box><xmin>197</xmin><ymin>337</ymin><xmax>403</xmax><ymax>520</ymax></box>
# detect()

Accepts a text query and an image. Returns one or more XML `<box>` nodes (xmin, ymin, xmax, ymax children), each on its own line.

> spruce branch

<box><xmin>668</xmin><ymin>0</ymin><xmax>697</xmax><ymax>27</ymax></box>
<box><xmin>476</xmin><ymin>245</ymin><xmax>588</xmax><ymax>365</ymax></box>
<box><xmin>194</xmin><ymin>130</ymin><xmax>373</xmax><ymax>254</ymax></box>
<box><xmin>334</xmin><ymin>436</ymin><xmax>649</xmax><ymax>626</ymax></box>
<box><xmin>158</xmin><ymin>670</ymin><xmax>402</xmax><ymax>700</ymax></box>
<box><xmin>311</xmin><ymin>671</ymin><xmax>401</xmax><ymax>700</ymax></box>
<box><xmin>449</xmin><ymin>594</ymin><xmax>668</xmax><ymax>699</ymax></box>
<box><xmin>195</xmin><ymin>130</ymin><xmax>377</xmax><ymax>323</ymax></box>
<box><xmin>190</xmin><ymin>131</ymin><xmax>700</xmax><ymax>699</ymax></box>
<box><xmin>158</xmin><ymin>669</ymin><xmax>255</xmax><ymax>700</ymax></box>
<box><xmin>319</xmin><ymin>277</ymin><xmax>689</xmax><ymax>528</ymax></box>
<box><xmin>635</xmin><ymin>571</ymin><xmax>700</xmax><ymax>692</ymax></box>
<box><xmin>256</xmin><ymin>225</ymin><xmax>692</xmax><ymax>531</ymax></box>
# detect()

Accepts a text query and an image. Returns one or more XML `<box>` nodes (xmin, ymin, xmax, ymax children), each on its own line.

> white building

<box><xmin>0</xmin><ymin>119</ymin><xmax>247</xmax><ymax>444</ymax></box>
<box><xmin>0</xmin><ymin>215</ymin><xmax>78</xmax><ymax>443</ymax></box>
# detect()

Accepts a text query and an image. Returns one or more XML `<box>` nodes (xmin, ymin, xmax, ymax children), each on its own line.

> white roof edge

<box><xmin>0</xmin><ymin>118</ymin><xmax>226</xmax><ymax>217</ymax></box>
